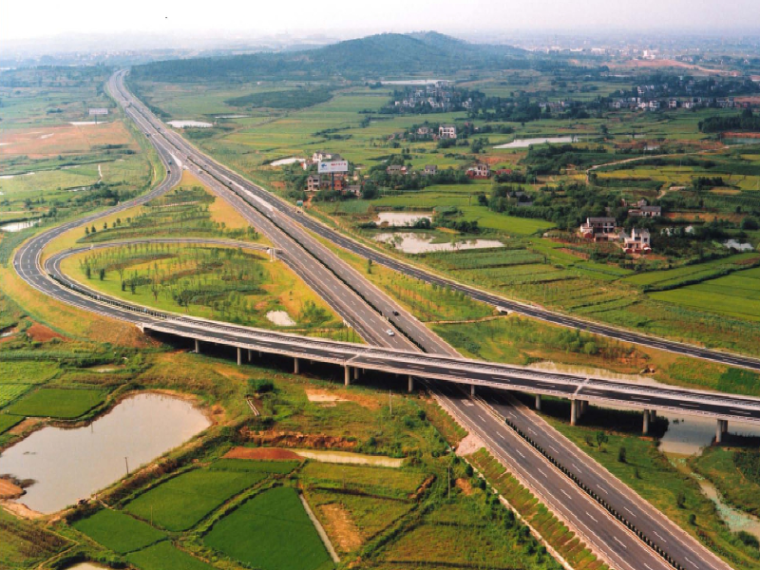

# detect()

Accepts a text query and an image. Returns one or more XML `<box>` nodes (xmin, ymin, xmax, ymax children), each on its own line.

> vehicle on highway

<box><xmin>392</xmin><ymin>310</ymin><xmax>400</xmax><ymax>316</ymax></box>
<box><xmin>386</xmin><ymin>329</ymin><xmax>395</xmax><ymax>336</ymax></box>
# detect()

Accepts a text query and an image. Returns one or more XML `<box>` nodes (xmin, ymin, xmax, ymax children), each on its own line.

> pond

<box><xmin>1</xmin><ymin>219</ymin><xmax>41</xmax><ymax>233</ymax></box>
<box><xmin>376</xmin><ymin>212</ymin><xmax>432</xmax><ymax>226</ymax></box>
<box><xmin>724</xmin><ymin>137</ymin><xmax>760</xmax><ymax>145</ymax></box>
<box><xmin>270</xmin><ymin>157</ymin><xmax>306</xmax><ymax>167</ymax></box>
<box><xmin>495</xmin><ymin>135</ymin><xmax>586</xmax><ymax>149</ymax></box>
<box><xmin>267</xmin><ymin>310</ymin><xmax>296</xmax><ymax>326</ymax></box>
<box><xmin>696</xmin><ymin>475</ymin><xmax>760</xmax><ymax>540</ymax></box>
<box><xmin>374</xmin><ymin>232</ymin><xmax>503</xmax><ymax>254</ymax></box>
<box><xmin>0</xmin><ymin>393</ymin><xmax>210</xmax><ymax>514</ymax></box>
<box><xmin>167</xmin><ymin>120</ymin><xmax>213</xmax><ymax>128</ymax></box>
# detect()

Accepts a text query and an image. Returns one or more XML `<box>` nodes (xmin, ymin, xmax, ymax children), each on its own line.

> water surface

<box><xmin>495</xmin><ymin>136</ymin><xmax>585</xmax><ymax>149</ymax></box>
<box><xmin>374</xmin><ymin>232</ymin><xmax>502</xmax><ymax>253</ymax></box>
<box><xmin>0</xmin><ymin>393</ymin><xmax>210</xmax><ymax>513</ymax></box>
<box><xmin>167</xmin><ymin>120</ymin><xmax>213</xmax><ymax>128</ymax></box>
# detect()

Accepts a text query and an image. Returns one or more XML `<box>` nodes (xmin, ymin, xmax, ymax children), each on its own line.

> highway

<box><xmin>12</xmin><ymin>69</ymin><xmax>747</xmax><ymax>570</ymax></box>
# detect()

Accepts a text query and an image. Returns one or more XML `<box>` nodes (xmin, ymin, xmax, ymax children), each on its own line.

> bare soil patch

<box><xmin>0</xmin><ymin>478</ymin><xmax>24</xmax><ymax>499</ymax></box>
<box><xmin>319</xmin><ymin>502</ymin><xmax>364</xmax><ymax>552</ymax></box>
<box><xmin>241</xmin><ymin>429</ymin><xmax>359</xmax><ymax>450</ymax></box>
<box><xmin>0</xmin><ymin>122</ymin><xmax>136</xmax><ymax>158</ymax></box>
<box><xmin>455</xmin><ymin>478</ymin><xmax>474</xmax><ymax>496</ymax></box>
<box><xmin>456</xmin><ymin>433</ymin><xmax>485</xmax><ymax>456</ymax></box>
<box><xmin>26</xmin><ymin>322</ymin><xmax>66</xmax><ymax>342</ymax></box>
<box><xmin>224</xmin><ymin>446</ymin><xmax>302</xmax><ymax>461</ymax></box>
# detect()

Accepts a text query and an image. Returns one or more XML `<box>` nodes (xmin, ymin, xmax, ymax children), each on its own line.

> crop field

<box><xmin>210</xmin><ymin>458</ymin><xmax>299</xmax><ymax>474</ymax></box>
<box><xmin>5</xmin><ymin>387</ymin><xmax>106</xmax><ymax>418</ymax></box>
<box><xmin>650</xmin><ymin>266</ymin><xmax>760</xmax><ymax>321</ymax></box>
<box><xmin>0</xmin><ymin>414</ymin><xmax>23</xmax><ymax>434</ymax></box>
<box><xmin>300</xmin><ymin>462</ymin><xmax>427</xmax><ymax>499</ymax></box>
<box><xmin>621</xmin><ymin>253</ymin><xmax>760</xmax><ymax>288</ymax></box>
<box><xmin>127</xmin><ymin>541</ymin><xmax>215</xmax><ymax>570</ymax></box>
<box><xmin>0</xmin><ymin>506</ymin><xmax>69</xmax><ymax>568</ymax></box>
<box><xmin>62</xmin><ymin>242</ymin><xmax>345</xmax><ymax>337</ymax></box>
<box><xmin>1</xmin><ymin>360</ymin><xmax>60</xmax><ymax>384</ymax></box>
<box><xmin>125</xmin><ymin>468</ymin><xmax>268</xmax><ymax>531</ymax></box>
<box><xmin>0</xmin><ymin>383</ymin><xmax>34</xmax><ymax>407</ymax></box>
<box><xmin>204</xmin><ymin>486</ymin><xmax>333</xmax><ymax>570</ymax></box>
<box><xmin>73</xmin><ymin>509</ymin><xmax>167</xmax><ymax>554</ymax></box>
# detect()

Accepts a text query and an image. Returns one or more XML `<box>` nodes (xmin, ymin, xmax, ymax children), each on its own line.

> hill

<box><xmin>129</xmin><ymin>32</ymin><xmax>533</xmax><ymax>83</ymax></box>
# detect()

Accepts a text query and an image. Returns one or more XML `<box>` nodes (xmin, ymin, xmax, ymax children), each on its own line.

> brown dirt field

<box><xmin>0</xmin><ymin>121</ymin><xmax>137</xmax><ymax>158</ymax></box>
<box><xmin>319</xmin><ymin>502</ymin><xmax>364</xmax><ymax>552</ymax></box>
<box><xmin>455</xmin><ymin>478</ymin><xmax>474</xmax><ymax>496</ymax></box>
<box><xmin>241</xmin><ymin>429</ymin><xmax>359</xmax><ymax>450</ymax></box>
<box><xmin>224</xmin><ymin>446</ymin><xmax>303</xmax><ymax>461</ymax></box>
<box><xmin>26</xmin><ymin>322</ymin><xmax>66</xmax><ymax>342</ymax></box>
<box><xmin>0</xmin><ymin>479</ymin><xmax>24</xmax><ymax>499</ymax></box>
<box><xmin>724</xmin><ymin>132</ymin><xmax>760</xmax><ymax>139</ymax></box>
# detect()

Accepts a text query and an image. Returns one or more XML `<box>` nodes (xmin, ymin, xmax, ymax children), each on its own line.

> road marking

<box><xmin>598</xmin><ymin>485</ymin><xmax>608</xmax><ymax>494</ymax></box>
<box><xmin>585</xmin><ymin>511</ymin><xmax>598</xmax><ymax>523</ymax></box>
<box><xmin>613</xmin><ymin>536</ymin><xmax>628</xmax><ymax>549</ymax></box>
<box><xmin>561</xmin><ymin>489</ymin><xmax>571</xmax><ymax>499</ymax></box>
<box><xmin>477</xmin><ymin>414</ymin><xmax>487</xmax><ymax>422</ymax></box>
<box><xmin>515</xmin><ymin>449</ymin><xmax>525</xmax><ymax>459</ymax></box>
<box><xmin>624</xmin><ymin>507</ymin><xmax>636</xmax><ymax>517</ymax></box>
<box><xmin>654</xmin><ymin>531</ymin><xmax>667</xmax><ymax>543</ymax></box>
<box><xmin>497</xmin><ymin>432</ymin><xmax>505</xmax><ymax>439</ymax></box>
<box><xmin>571</xmin><ymin>463</ymin><xmax>582</xmax><ymax>473</ymax></box>
<box><xmin>684</xmin><ymin>557</ymin><xmax>699</xmax><ymax>569</ymax></box>
<box><xmin>537</xmin><ymin>468</ymin><xmax>548</xmax><ymax>478</ymax></box>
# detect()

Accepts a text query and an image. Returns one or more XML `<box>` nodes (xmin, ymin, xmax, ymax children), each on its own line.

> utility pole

<box><xmin>389</xmin><ymin>391</ymin><xmax>393</xmax><ymax>416</ymax></box>
<box><xmin>124</xmin><ymin>457</ymin><xmax>129</xmax><ymax>476</ymax></box>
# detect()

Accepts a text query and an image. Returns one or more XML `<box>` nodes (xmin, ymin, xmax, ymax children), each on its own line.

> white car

<box><xmin>386</xmin><ymin>329</ymin><xmax>395</xmax><ymax>337</ymax></box>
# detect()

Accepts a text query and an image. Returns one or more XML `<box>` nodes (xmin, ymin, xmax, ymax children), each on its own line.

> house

<box><xmin>629</xmin><ymin>205</ymin><xmax>662</xmax><ymax>218</ymax></box>
<box><xmin>306</xmin><ymin>175</ymin><xmax>321</xmax><ymax>192</ymax></box>
<box><xmin>312</xmin><ymin>151</ymin><xmax>333</xmax><ymax>163</ymax></box>
<box><xmin>423</xmin><ymin>165</ymin><xmax>437</xmax><ymax>176</ymax></box>
<box><xmin>345</xmin><ymin>185</ymin><xmax>362</xmax><ymax>196</ymax></box>
<box><xmin>417</xmin><ymin>126</ymin><xmax>432</xmax><ymax>136</ymax></box>
<box><xmin>495</xmin><ymin>169</ymin><xmax>513</xmax><ymax>176</ymax></box>
<box><xmin>386</xmin><ymin>164</ymin><xmax>408</xmax><ymax>175</ymax></box>
<box><xmin>580</xmin><ymin>217</ymin><xmax>617</xmax><ymax>241</ymax></box>
<box><xmin>621</xmin><ymin>228</ymin><xmax>652</xmax><ymax>253</ymax></box>
<box><xmin>439</xmin><ymin>124</ymin><xmax>457</xmax><ymax>139</ymax></box>
<box><xmin>467</xmin><ymin>163</ymin><xmax>491</xmax><ymax>179</ymax></box>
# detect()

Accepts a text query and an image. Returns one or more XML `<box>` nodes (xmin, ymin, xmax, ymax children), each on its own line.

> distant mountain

<box><xmin>130</xmin><ymin>32</ymin><xmax>534</xmax><ymax>83</ymax></box>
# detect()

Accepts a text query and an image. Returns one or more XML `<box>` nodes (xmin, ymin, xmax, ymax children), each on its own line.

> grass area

<box><xmin>691</xmin><ymin>447</ymin><xmax>760</xmax><ymax>518</ymax></box>
<box><xmin>301</xmin><ymin>462</ymin><xmax>427</xmax><ymax>500</ymax></box>
<box><xmin>0</xmin><ymin>506</ymin><xmax>69</xmax><ymax>568</ymax></box>
<box><xmin>126</xmin><ymin>541</ymin><xmax>216</xmax><ymax>570</ymax></box>
<box><xmin>124</xmin><ymin>468</ymin><xmax>268</xmax><ymax>531</ymax></box>
<box><xmin>203</xmin><ymin>486</ymin><xmax>334</xmax><ymax>570</ymax></box>
<box><xmin>73</xmin><ymin>509</ymin><xmax>166</xmax><ymax>554</ymax></box>
<box><xmin>5</xmin><ymin>387</ymin><xmax>106</xmax><ymax>418</ymax></box>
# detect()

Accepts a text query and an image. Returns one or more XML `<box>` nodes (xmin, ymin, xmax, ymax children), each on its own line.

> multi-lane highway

<box><xmin>13</xmin><ymin>69</ymin><xmax>748</xmax><ymax>570</ymax></box>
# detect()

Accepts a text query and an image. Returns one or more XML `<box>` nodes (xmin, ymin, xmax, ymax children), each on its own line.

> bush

<box><xmin>247</xmin><ymin>378</ymin><xmax>274</xmax><ymax>394</ymax></box>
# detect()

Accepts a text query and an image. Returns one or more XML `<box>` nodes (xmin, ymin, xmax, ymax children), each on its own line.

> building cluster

<box><xmin>392</xmin><ymin>82</ymin><xmax>473</xmax><ymax>113</ymax></box>
<box><xmin>303</xmin><ymin>152</ymin><xmax>360</xmax><ymax>196</ymax></box>
<box><xmin>579</xmin><ymin>217</ymin><xmax>652</xmax><ymax>254</ymax></box>
<box><xmin>609</xmin><ymin>96</ymin><xmax>739</xmax><ymax>111</ymax></box>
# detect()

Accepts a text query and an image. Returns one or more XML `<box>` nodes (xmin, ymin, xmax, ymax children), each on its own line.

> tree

<box><xmin>85</xmin><ymin>265</ymin><xmax>91</xmax><ymax>279</ymax></box>
<box><xmin>741</xmin><ymin>217</ymin><xmax>759</xmax><ymax>231</ymax></box>
<box><xmin>98</xmin><ymin>268</ymin><xmax>105</xmax><ymax>281</ymax></box>
<box><xmin>617</xmin><ymin>446</ymin><xmax>627</xmax><ymax>463</ymax></box>
<box><xmin>366</xmin><ymin>258</ymin><xmax>373</xmax><ymax>274</ymax></box>
<box><xmin>596</xmin><ymin>431</ymin><xmax>608</xmax><ymax>449</ymax></box>
<box><xmin>676</xmin><ymin>490</ymin><xmax>686</xmax><ymax>509</ymax></box>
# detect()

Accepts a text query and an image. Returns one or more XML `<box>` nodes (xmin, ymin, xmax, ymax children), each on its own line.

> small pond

<box><xmin>0</xmin><ymin>393</ymin><xmax>210</xmax><ymax>513</ymax></box>
<box><xmin>374</xmin><ymin>232</ymin><xmax>503</xmax><ymax>254</ymax></box>
<box><xmin>1</xmin><ymin>219</ymin><xmax>41</xmax><ymax>232</ymax></box>
<box><xmin>696</xmin><ymin>476</ymin><xmax>760</xmax><ymax>540</ymax></box>
<box><xmin>267</xmin><ymin>310</ymin><xmax>296</xmax><ymax>326</ymax></box>
<box><xmin>376</xmin><ymin>212</ymin><xmax>432</xmax><ymax>226</ymax></box>
<box><xmin>495</xmin><ymin>136</ymin><xmax>586</xmax><ymax>149</ymax></box>
<box><xmin>270</xmin><ymin>157</ymin><xmax>306</xmax><ymax>167</ymax></box>
<box><xmin>167</xmin><ymin>120</ymin><xmax>213</xmax><ymax>128</ymax></box>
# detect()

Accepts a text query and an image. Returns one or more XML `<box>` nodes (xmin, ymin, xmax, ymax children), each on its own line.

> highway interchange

<box><xmin>12</xmin><ymin>69</ymin><xmax>755</xmax><ymax>570</ymax></box>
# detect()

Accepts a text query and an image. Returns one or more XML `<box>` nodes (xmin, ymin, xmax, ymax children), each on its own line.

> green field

<box><xmin>650</xmin><ymin>266</ymin><xmax>760</xmax><ymax>321</ymax></box>
<box><xmin>204</xmin><ymin>486</ymin><xmax>333</xmax><ymax>570</ymax></box>
<box><xmin>0</xmin><ymin>414</ymin><xmax>23</xmax><ymax>434</ymax></box>
<box><xmin>5</xmin><ymin>387</ymin><xmax>106</xmax><ymax>418</ymax></box>
<box><xmin>0</xmin><ymin>360</ymin><xmax>60</xmax><ymax>384</ymax></box>
<box><xmin>0</xmin><ymin>384</ymin><xmax>34</xmax><ymax>407</ymax></box>
<box><xmin>125</xmin><ymin>468</ymin><xmax>267</xmax><ymax>531</ymax></box>
<box><xmin>126</xmin><ymin>541</ymin><xmax>216</xmax><ymax>570</ymax></box>
<box><xmin>209</xmin><ymin>458</ymin><xmax>299</xmax><ymax>474</ymax></box>
<box><xmin>73</xmin><ymin>509</ymin><xmax>166</xmax><ymax>554</ymax></box>
<box><xmin>0</xmin><ymin>506</ymin><xmax>68</xmax><ymax>568</ymax></box>
<box><xmin>300</xmin><ymin>462</ymin><xmax>427</xmax><ymax>499</ymax></box>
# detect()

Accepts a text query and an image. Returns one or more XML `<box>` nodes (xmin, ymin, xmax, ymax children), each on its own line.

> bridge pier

<box><xmin>344</xmin><ymin>366</ymin><xmax>351</xmax><ymax>386</ymax></box>
<box><xmin>248</xmin><ymin>349</ymin><xmax>252</xmax><ymax>362</ymax></box>
<box><xmin>580</xmin><ymin>400</ymin><xmax>588</xmax><ymax>416</ymax></box>
<box><xmin>642</xmin><ymin>409</ymin><xmax>650</xmax><ymax>435</ymax></box>
<box><xmin>716</xmin><ymin>419</ymin><xmax>728</xmax><ymax>443</ymax></box>
<box><xmin>535</xmin><ymin>394</ymin><xmax>542</xmax><ymax>411</ymax></box>
<box><xmin>470</xmin><ymin>384</ymin><xmax>475</xmax><ymax>397</ymax></box>
<box><xmin>650</xmin><ymin>410</ymin><xmax>657</xmax><ymax>421</ymax></box>
<box><xmin>194</xmin><ymin>339</ymin><xmax>200</xmax><ymax>353</ymax></box>
<box><xmin>408</xmin><ymin>375</ymin><xmax>414</xmax><ymax>393</ymax></box>
<box><xmin>571</xmin><ymin>400</ymin><xmax>579</xmax><ymax>426</ymax></box>
<box><xmin>237</xmin><ymin>347</ymin><xmax>242</xmax><ymax>366</ymax></box>
<box><xmin>293</xmin><ymin>357</ymin><xmax>300</xmax><ymax>375</ymax></box>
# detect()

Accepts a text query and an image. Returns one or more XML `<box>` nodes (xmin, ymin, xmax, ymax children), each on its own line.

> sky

<box><xmin>2</xmin><ymin>0</ymin><xmax>759</xmax><ymax>43</ymax></box>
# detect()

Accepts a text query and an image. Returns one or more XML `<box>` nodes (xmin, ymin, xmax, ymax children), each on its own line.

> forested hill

<box><xmin>129</xmin><ymin>32</ymin><xmax>538</xmax><ymax>82</ymax></box>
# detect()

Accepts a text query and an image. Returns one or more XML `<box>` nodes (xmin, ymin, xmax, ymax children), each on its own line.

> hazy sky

<box><xmin>2</xmin><ymin>0</ymin><xmax>759</xmax><ymax>42</ymax></box>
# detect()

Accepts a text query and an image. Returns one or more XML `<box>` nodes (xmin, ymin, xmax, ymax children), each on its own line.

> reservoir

<box><xmin>0</xmin><ymin>393</ymin><xmax>210</xmax><ymax>514</ymax></box>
